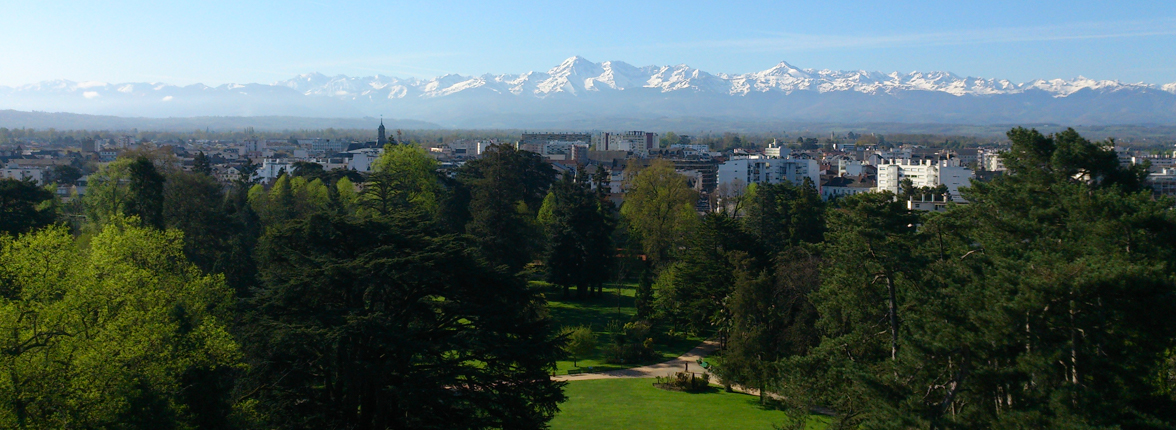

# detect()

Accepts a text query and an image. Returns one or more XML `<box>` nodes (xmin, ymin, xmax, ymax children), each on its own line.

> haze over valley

<box><xmin>5</xmin><ymin>56</ymin><xmax>1176</xmax><ymax>128</ymax></box>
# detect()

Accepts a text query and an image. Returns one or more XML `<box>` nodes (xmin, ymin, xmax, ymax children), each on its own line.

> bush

<box><xmin>654</xmin><ymin>371</ymin><xmax>711</xmax><ymax>392</ymax></box>
<box><xmin>604</xmin><ymin>320</ymin><xmax>656</xmax><ymax>364</ymax></box>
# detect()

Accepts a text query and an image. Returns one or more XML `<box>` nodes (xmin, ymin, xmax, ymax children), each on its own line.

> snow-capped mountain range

<box><xmin>3</xmin><ymin>56</ymin><xmax>1175</xmax><ymax>128</ymax></box>
<box><xmin>274</xmin><ymin>56</ymin><xmax>1173</xmax><ymax>98</ymax></box>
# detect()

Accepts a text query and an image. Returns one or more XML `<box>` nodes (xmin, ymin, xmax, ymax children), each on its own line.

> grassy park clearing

<box><xmin>550</xmin><ymin>378</ymin><xmax>826</xmax><ymax>430</ymax></box>
<box><xmin>533</xmin><ymin>281</ymin><xmax>707</xmax><ymax>374</ymax></box>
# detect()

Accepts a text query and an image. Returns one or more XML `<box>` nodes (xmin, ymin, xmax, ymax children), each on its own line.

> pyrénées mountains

<box><xmin>2</xmin><ymin>56</ymin><xmax>1175</xmax><ymax>129</ymax></box>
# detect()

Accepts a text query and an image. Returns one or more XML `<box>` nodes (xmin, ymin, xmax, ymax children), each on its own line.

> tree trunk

<box><xmin>886</xmin><ymin>275</ymin><xmax>899</xmax><ymax>360</ymax></box>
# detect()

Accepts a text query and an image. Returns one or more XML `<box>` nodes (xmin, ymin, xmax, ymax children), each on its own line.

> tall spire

<box><xmin>377</xmin><ymin>115</ymin><xmax>387</xmax><ymax>146</ymax></box>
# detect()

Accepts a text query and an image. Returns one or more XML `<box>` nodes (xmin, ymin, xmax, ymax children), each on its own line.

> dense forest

<box><xmin>1</xmin><ymin>128</ymin><xmax>1175</xmax><ymax>429</ymax></box>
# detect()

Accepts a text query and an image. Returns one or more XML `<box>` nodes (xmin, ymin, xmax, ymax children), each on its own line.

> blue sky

<box><xmin>2</xmin><ymin>0</ymin><xmax>1174</xmax><ymax>86</ymax></box>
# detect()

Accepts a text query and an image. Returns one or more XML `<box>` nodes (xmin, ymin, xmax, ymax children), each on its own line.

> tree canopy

<box><xmin>0</xmin><ymin>220</ymin><xmax>242</xmax><ymax>429</ymax></box>
<box><xmin>243</xmin><ymin>212</ymin><xmax>566</xmax><ymax>429</ymax></box>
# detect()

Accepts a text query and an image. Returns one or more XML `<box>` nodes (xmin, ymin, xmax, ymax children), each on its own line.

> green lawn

<box><xmin>534</xmin><ymin>281</ymin><xmax>706</xmax><ymax>373</ymax></box>
<box><xmin>551</xmin><ymin>378</ymin><xmax>826</xmax><ymax>430</ymax></box>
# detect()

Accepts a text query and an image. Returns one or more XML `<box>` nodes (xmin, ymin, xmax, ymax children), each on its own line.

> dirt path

<box><xmin>552</xmin><ymin>339</ymin><xmax>720</xmax><ymax>382</ymax></box>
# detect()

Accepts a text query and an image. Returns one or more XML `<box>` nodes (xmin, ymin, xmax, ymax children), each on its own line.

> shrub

<box><xmin>604</xmin><ymin>320</ymin><xmax>656</xmax><ymax>364</ymax></box>
<box><xmin>654</xmin><ymin>371</ymin><xmax>711</xmax><ymax>392</ymax></box>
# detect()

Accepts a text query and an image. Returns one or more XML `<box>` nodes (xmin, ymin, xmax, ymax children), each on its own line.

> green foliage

<box><xmin>85</xmin><ymin>156</ymin><xmax>166</xmax><ymax>229</ymax></box>
<box><xmin>742</xmin><ymin>179</ymin><xmax>825</xmax><ymax>256</ymax></box>
<box><xmin>634</xmin><ymin>265</ymin><xmax>655</xmax><ymax>319</ymax></box>
<box><xmin>462</xmin><ymin>144</ymin><xmax>556</xmax><ymax>273</ymax></box>
<box><xmin>0</xmin><ymin>178</ymin><xmax>56</xmax><ymax>236</ymax></box>
<box><xmin>604</xmin><ymin>321</ymin><xmax>656</xmax><ymax>364</ymax></box>
<box><xmin>163</xmin><ymin>170</ymin><xmax>261</xmax><ymax>294</ymax></box>
<box><xmin>0</xmin><ymin>221</ymin><xmax>242</xmax><ymax>429</ymax></box>
<box><xmin>654</xmin><ymin>371</ymin><xmax>711</xmax><ymax>392</ymax></box>
<box><xmin>715</xmin><ymin>248</ymin><xmax>820</xmax><ymax>405</ymax></box>
<box><xmin>335</xmin><ymin>176</ymin><xmax>359</xmax><ymax>213</ymax></box>
<box><xmin>564</xmin><ymin>326</ymin><xmax>598</xmax><ymax>367</ymax></box>
<box><xmin>43</xmin><ymin>164</ymin><xmax>83</xmax><ymax>186</ymax></box>
<box><xmin>163</xmin><ymin>170</ymin><xmax>230</xmax><ymax>270</ymax></box>
<box><xmin>244</xmin><ymin>212</ymin><xmax>566</xmax><ymax>429</ymax></box>
<box><xmin>656</xmin><ymin>213</ymin><xmax>754</xmax><ymax>334</ymax></box>
<box><xmin>365</xmin><ymin>144</ymin><xmax>441</xmax><ymax>215</ymax></box>
<box><xmin>247</xmin><ymin>173</ymin><xmax>331</xmax><ymax>224</ymax></box>
<box><xmin>193</xmin><ymin>151</ymin><xmax>213</xmax><ymax>176</ymax></box>
<box><xmin>786</xmin><ymin>128</ymin><xmax>1176</xmax><ymax>428</ymax></box>
<box><xmin>619</xmin><ymin>159</ymin><xmax>699</xmax><ymax>266</ymax></box>
<box><xmin>542</xmin><ymin>170</ymin><xmax>617</xmax><ymax>299</ymax></box>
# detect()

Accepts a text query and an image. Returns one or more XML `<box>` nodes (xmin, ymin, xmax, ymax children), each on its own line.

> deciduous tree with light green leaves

<box><xmin>564</xmin><ymin>326</ymin><xmax>598</xmax><ymax>368</ymax></box>
<box><xmin>0</xmin><ymin>219</ymin><xmax>243</xmax><ymax>429</ymax></box>
<box><xmin>364</xmin><ymin>143</ymin><xmax>441</xmax><ymax>215</ymax></box>
<box><xmin>620</xmin><ymin>159</ymin><xmax>699</xmax><ymax>266</ymax></box>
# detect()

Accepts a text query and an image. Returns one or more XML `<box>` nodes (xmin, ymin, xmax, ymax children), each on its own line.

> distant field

<box><xmin>550</xmin><ymin>378</ymin><xmax>825</xmax><ymax>430</ymax></box>
<box><xmin>534</xmin><ymin>281</ymin><xmax>706</xmax><ymax>373</ymax></box>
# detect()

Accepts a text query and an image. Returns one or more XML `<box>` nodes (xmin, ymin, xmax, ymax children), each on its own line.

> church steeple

<box><xmin>377</xmin><ymin>117</ymin><xmax>387</xmax><ymax>146</ymax></box>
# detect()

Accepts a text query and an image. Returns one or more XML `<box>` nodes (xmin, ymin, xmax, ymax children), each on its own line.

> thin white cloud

<box><xmin>161</xmin><ymin>95</ymin><xmax>173</xmax><ymax>101</ymax></box>
<box><xmin>665</xmin><ymin>17</ymin><xmax>1176</xmax><ymax>52</ymax></box>
<box><xmin>283</xmin><ymin>52</ymin><xmax>465</xmax><ymax>79</ymax></box>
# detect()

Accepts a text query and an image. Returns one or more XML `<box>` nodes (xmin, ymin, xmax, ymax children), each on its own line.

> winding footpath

<box><xmin>552</xmin><ymin>339</ymin><xmax>720</xmax><ymax>382</ymax></box>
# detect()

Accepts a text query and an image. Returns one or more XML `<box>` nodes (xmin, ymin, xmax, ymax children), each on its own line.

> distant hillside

<box><xmin>0</xmin><ymin>110</ymin><xmax>440</xmax><ymax>132</ymax></box>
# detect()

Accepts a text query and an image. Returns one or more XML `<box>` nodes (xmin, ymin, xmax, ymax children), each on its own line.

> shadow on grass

<box><xmin>537</xmin><ymin>281</ymin><xmax>637</xmax><ymax>331</ymax></box>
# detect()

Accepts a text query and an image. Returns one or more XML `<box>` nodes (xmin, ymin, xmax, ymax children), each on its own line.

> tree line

<box><xmin>0</xmin><ymin>144</ymin><xmax>574</xmax><ymax>429</ymax></box>
<box><xmin>1</xmin><ymin>127</ymin><xmax>1175</xmax><ymax>429</ymax></box>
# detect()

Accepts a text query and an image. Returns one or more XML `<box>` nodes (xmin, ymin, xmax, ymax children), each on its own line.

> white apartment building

<box><xmin>875</xmin><ymin>159</ymin><xmax>974</xmax><ymax>201</ymax></box>
<box><xmin>838</xmin><ymin>159</ymin><xmax>863</xmax><ymax>177</ymax></box>
<box><xmin>764</xmin><ymin>142</ymin><xmax>792</xmax><ymax>159</ymax></box>
<box><xmin>717</xmin><ymin>156</ymin><xmax>821</xmax><ymax>191</ymax></box>
<box><xmin>979</xmin><ymin>149</ymin><xmax>1006</xmax><ymax>172</ymax></box>
<box><xmin>255</xmin><ymin>159</ymin><xmax>293</xmax><ymax>183</ymax></box>
<box><xmin>346</xmin><ymin>148</ymin><xmax>384</xmax><ymax>173</ymax></box>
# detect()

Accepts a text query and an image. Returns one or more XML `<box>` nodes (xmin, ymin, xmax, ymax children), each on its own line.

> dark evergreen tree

<box><xmin>193</xmin><ymin>151</ymin><xmax>214</xmax><ymax>176</ymax></box>
<box><xmin>656</xmin><ymin>213</ymin><xmax>755</xmax><ymax>334</ymax></box>
<box><xmin>462</xmin><ymin>144</ymin><xmax>555</xmax><ymax>273</ymax></box>
<box><xmin>245</xmin><ymin>211</ymin><xmax>566</xmax><ymax>430</ymax></box>
<box><xmin>741</xmin><ymin>178</ymin><xmax>824</xmax><ymax>260</ymax></box>
<box><xmin>126</xmin><ymin>156</ymin><xmax>166</xmax><ymax>229</ymax></box>
<box><xmin>163</xmin><ymin>170</ymin><xmax>229</xmax><ymax>272</ymax></box>
<box><xmin>44</xmin><ymin>164</ymin><xmax>83</xmax><ymax>186</ymax></box>
<box><xmin>291</xmin><ymin>161</ymin><xmax>326</xmax><ymax>182</ymax></box>
<box><xmin>0</xmin><ymin>178</ymin><xmax>56</xmax><ymax>236</ymax></box>
<box><xmin>783</xmin><ymin>128</ymin><xmax>1176</xmax><ymax>429</ymax></box>
<box><xmin>542</xmin><ymin>169</ymin><xmax>616</xmax><ymax>299</ymax></box>
<box><xmin>715</xmin><ymin>247</ymin><xmax>820</xmax><ymax>404</ymax></box>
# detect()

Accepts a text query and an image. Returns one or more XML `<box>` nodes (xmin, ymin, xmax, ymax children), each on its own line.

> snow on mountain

<box><xmin>253</xmin><ymin>57</ymin><xmax>1175</xmax><ymax>100</ymax></box>
<box><xmin>2</xmin><ymin>57</ymin><xmax>1174</xmax><ymax>126</ymax></box>
<box><xmin>646</xmin><ymin>64</ymin><xmax>729</xmax><ymax>93</ymax></box>
<box><xmin>1</xmin><ymin>58</ymin><xmax>1166</xmax><ymax>101</ymax></box>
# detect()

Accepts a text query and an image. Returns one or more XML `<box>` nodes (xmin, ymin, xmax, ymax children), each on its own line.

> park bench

<box><xmin>567</xmin><ymin>368</ymin><xmax>584</xmax><ymax>375</ymax></box>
